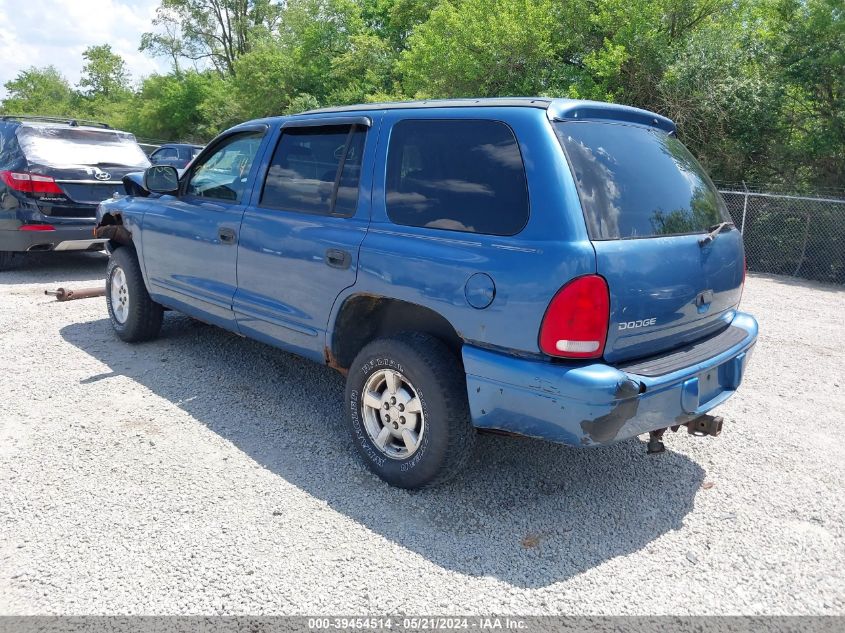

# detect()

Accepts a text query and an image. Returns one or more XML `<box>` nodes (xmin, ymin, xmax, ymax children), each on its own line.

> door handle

<box><xmin>218</xmin><ymin>227</ymin><xmax>236</xmax><ymax>244</ymax></box>
<box><xmin>325</xmin><ymin>248</ymin><xmax>351</xmax><ymax>270</ymax></box>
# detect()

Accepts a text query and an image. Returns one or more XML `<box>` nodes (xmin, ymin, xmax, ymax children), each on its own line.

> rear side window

<box><xmin>260</xmin><ymin>124</ymin><xmax>366</xmax><ymax>217</ymax></box>
<box><xmin>555</xmin><ymin>122</ymin><xmax>730</xmax><ymax>240</ymax></box>
<box><xmin>153</xmin><ymin>147</ymin><xmax>178</xmax><ymax>160</ymax></box>
<box><xmin>15</xmin><ymin>126</ymin><xmax>150</xmax><ymax>169</ymax></box>
<box><xmin>385</xmin><ymin>119</ymin><xmax>529</xmax><ymax>235</ymax></box>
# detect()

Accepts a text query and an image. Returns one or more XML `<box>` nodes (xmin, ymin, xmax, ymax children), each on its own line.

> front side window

<box><xmin>555</xmin><ymin>121</ymin><xmax>730</xmax><ymax>240</ymax></box>
<box><xmin>187</xmin><ymin>132</ymin><xmax>264</xmax><ymax>202</ymax></box>
<box><xmin>260</xmin><ymin>124</ymin><xmax>366</xmax><ymax>217</ymax></box>
<box><xmin>385</xmin><ymin>119</ymin><xmax>529</xmax><ymax>236</ymax></box>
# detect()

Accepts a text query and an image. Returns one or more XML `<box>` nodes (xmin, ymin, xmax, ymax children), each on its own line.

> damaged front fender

<box><xmin>94</xmin><ymin>203</ymin><xmax>133</xmax><ymax>249</ymax></box>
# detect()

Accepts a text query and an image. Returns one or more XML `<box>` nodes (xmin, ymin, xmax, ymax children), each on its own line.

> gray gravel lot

<box><xmin>1</xmin><ymin>251</ymin><xmax>843</xmax><ymax>615</ymax></box>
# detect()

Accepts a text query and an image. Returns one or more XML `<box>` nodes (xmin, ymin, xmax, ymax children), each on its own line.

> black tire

<box><xmin>344</xmin><ymin>332</ymin><xmax>476</xmax><ymax>489</ymax></box>
<box><xmin>106</xmin><ymin>247</ymin><xmax>163</xmax><ymax>342</ymax></box>
<box><xmin>0</xmin><ymin>251</ymin><xmax>19</xmax><ymax>271</ymax></box>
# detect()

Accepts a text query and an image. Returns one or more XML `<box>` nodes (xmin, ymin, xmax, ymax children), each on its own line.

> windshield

<box><xmin>555</xmin><ymin>121</ymin><xmax>730</xmax><ymax>240</ymax></box>
<box><xmin>16</xmin><ymin>125</ymin><xmax>151</xmax><ymax>169</ymax></box>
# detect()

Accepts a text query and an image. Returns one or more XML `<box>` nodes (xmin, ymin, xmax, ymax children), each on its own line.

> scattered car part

<box><xmin>44</xmin><ymin>285</ymin><xmax>106</xmax><ymax>302</ymax></box>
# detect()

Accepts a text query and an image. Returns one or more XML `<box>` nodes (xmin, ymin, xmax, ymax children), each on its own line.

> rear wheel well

<box><xmin>330</xmin><ymin>296</ymin><xmax>463</xmax><ymax>371</ymax></box>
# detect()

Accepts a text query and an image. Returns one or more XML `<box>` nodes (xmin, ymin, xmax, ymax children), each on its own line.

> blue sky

<box><xmin>0</xmin><ymin>0</ymin><xmax>170</xmax><ymax>96</ymax></box>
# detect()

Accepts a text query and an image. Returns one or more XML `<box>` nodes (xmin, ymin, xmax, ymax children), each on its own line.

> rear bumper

<box><xmin>462</xmin><ymin>311</ymin><xmax>758</xmax><ymax>446</ymax></box>
<box><xmin>0</xmin><ymin>225</ymin><xmax>106</xmax><ymax>253</ymax></box>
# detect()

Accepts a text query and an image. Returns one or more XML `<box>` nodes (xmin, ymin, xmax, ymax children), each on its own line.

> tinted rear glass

<box><xmin>385</xmin><ymin>119</ymin><xmax>529</xmax><ymax>236</ymax></box>
<box><xmin>16</xmin><ymin>125</ymin><xmax>150</xmax><ymax>169</ymax></box>
<box><xmin>260</xmin><ymin>124</ymin><xmax>366</xmax><ymax>217</ymax></box>
<box><xmin>555</xmin><ymin>122</ymin><xmax>729</xmax><ymax>240</ymax></box>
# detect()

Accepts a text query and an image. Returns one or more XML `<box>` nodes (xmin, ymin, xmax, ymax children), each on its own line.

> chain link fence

<box><xmin>718</xmin><ymin>186</ymin><xmax>845</xmax><ymax>285</ymax></box>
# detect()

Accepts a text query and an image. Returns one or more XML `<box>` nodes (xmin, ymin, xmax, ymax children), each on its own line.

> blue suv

<box><xmin>95</xmin><ymin>98</ymin><xmax>758</xmax><ymax>488</ymax></box>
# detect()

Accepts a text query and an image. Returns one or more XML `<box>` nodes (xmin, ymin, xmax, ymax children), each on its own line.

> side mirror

<box><xmin>144</xmin><ymin>165</ymin><xmax>179</xmax><ymax>194</ymax></box>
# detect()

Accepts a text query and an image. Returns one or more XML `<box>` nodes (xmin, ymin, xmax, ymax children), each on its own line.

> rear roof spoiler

<box><xmin>547</xmin><ymin>100</ymin><xmax>675</xmax><ymax>134</ymax></box>
<box><xmin>0</xmin><ymin>115</ymin><xmax>112</xmax><ymax>129</ymax></box>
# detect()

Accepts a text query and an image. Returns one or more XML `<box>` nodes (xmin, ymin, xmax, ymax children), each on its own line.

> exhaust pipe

<box><xmin>687</xmin><ymin>414</ymin><xmax>723</xmax><ymax>437</ymax></box>
<box><xmin>45</xmin><ymin>286</ymin><xmax>106</xmax><ymax>302</ymax></box>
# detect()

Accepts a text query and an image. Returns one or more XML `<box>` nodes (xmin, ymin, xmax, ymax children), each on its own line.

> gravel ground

<box><xmin>1</xmin><ymin>251</ymin><xmax>843</xmax><ymax>615</ymax></box>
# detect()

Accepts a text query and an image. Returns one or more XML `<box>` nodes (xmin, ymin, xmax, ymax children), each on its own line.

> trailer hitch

<box><xmin>687</xmin><ymin>414</ymin><xmax>724</xmax><ymax>437</ymax></box>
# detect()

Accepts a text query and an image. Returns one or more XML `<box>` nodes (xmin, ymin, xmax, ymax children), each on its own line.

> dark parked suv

<box><xmin>0</xmin><ymin>115</ymin><xmax>150</xmax><ymax>269</ymax></box>
<box><xmin>149</xmin><ymin>143</ymin><xmax>204</xmax><ymax>169</ymax></box>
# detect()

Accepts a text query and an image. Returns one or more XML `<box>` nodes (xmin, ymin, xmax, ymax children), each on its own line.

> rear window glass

<box><xmin>555</xmin><ymin>122</ymin><xmax>730</xmax><ymax>240</ymax></box>
<box><xmin>16</xmin><ymin>125</ymin><xmax>150</xmax><ymax>169</ymax></box>
<box><xmin>385</xmin><ymin>119</ymin><xmax>529</xmax><ymax>236</ymax></box>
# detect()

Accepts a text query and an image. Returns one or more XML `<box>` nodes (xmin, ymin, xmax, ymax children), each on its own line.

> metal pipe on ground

<box><xmin>45</xmin><ymin>286</ymin><xmax>106</xmax><ymax>302</ymax></box>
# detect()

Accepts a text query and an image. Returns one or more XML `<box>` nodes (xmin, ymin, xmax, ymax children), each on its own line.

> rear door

<box><xmin>555</xmin><ymin>121</ymin><xmax>744</xmax><ymax>363</ymax></box>
<box><xmin>234</xmin><ymin>116</ymin><xmax>376</xmax><ymax>362</ymax></box>
<box><xmin>142</xmin><ymin>128</ymin><xmax>267</xmax><ymax>330</ymax></box>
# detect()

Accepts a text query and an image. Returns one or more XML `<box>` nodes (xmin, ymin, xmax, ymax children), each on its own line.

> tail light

<box><xmin>19</xmin><ymin>224</ymin><xmax>56</xmax><ymax>231</ymax></box>
<box><xmin>539</xmin><ymin>275</ymin><xmax>610</xmax><ymax>359</ymax></box>
<box><xmin>0</xmin><ymin>170</ymin><xmax>64</xmax><ymax>195</ymax></box>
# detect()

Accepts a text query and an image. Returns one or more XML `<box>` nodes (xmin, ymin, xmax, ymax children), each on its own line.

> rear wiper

<box><xmin>698</xmin><ymin>221</ymin><xmax>734</xmax><ymax>247</ymax></box>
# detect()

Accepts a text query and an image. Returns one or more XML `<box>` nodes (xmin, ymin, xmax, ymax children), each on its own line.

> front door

<box><xmin>235</xmin><ymin>117</ymin><xmax>377</xmax><ymax>362</ymax></box>
<box><xmin>142</xmin><ymin>129</ymin><xmax>267</xmax><ymax>330</ymax></box>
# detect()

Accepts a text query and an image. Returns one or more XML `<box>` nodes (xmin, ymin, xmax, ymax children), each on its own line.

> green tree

<box><xmin>329</xmin><ymin>32</ymin><xmax>398</xmax><ymax>103</ymax></box>
<box><xmin>361</xmin><ymin>0</ymin><xmax>441</xmax><ymax>51</ymax></box>
<box><xmin>398</xmin><ymin>0</ymin><xmax>559</xmax><ymax>98</ymax></box>
<box><xmin>78</xmin><ymin>44</ymin><xmax>131</xmax><ymax>98</ymax></box>
<box><xmin>570</xmin><ymin>0</ymin><xmax>735</xmax><ymax>104</ymax></box>
<box><xmin>657</xmin><ymin>18</ymin><xmax>786</xmax><ymax>183</ymax></box>
<box><xmin>141</xmin><ymin>0</ymin><xmax>284</xmax><ymax>77</ymax></box>
<box><xmin>228</xmin><ymin>40</ymin><xmax>297</xmax><ymax>118</ymax></box>
<box><xmin>124</xmin><ymin>0</ymin><xmax>843</xmax><ymax>190</ymax></box>
<box><xmin>74</xmin><ymin>45</ymin><xmax>134</xmax><ymax>128</ymax></box>
<box><xmin>127</xmin><ymin>71</ymin><xmax>216</xmax><ymax>141</ymax></box>
<box><xmin>279</xmin><ymin>0</ymin><xmax>366</xmax><ymax>102</ymax></box>
<box><xmin>0</xmin><ymin>66</ymin><xmax>76</xmax><ymax>115</ymax></box>
<box><xmin>775</xmin><ymin>0</ymin><xmax>845</xmax><ymax>188</ymax></box>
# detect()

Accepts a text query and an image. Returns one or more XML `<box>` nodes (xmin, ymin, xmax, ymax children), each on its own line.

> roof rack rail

<box><xmin>0</xmin><ymin>114</ymin><xmax>112</xmax><ymax>129</ymax></box>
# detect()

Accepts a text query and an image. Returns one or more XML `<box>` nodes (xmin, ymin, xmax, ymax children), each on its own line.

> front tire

<box><xmin>106</xmin><ymin>247</ymin><xmax>163</xmax><ymax>342</ymax></box>
<box><xmin>344</xmin><ymin>333</ymin><xmax>476</xmax><ymax>489</ymax></box>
